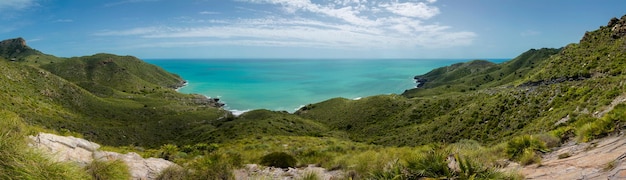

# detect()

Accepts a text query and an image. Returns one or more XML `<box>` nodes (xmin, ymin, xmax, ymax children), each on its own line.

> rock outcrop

<box><xmin>0</xmin><ymin>37</ymin><xmax>30</xmax><ymax>59</ymax></box>
<box><xmin>0</xmin><ymin>37</ymin><xmax>27</xmax><ymax>47</ymax></box>
<box><xmin>608</xmin><ymin>15</ymin><xmax>626</xmax><ymax>39</ymax></box>
<box><xmin>29</xmin><ymin>133</ymin><xmax>176</xmax><ymax>180</ymax></box>
<box><xmin>506</xmin><ymin>133</ymin><xmax>626</xmax><ymax>179</ymax></box>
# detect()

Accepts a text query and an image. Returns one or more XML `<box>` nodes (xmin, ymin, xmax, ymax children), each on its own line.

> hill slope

<box><xmin>296</xmin><ymin>14</ymin><xmax>626</xmax><ymax>147</ymax></box>
<box><xmin>0</xmin><ymin>39</ymin><xmax>230</xmax><ymax>147</ymax></box>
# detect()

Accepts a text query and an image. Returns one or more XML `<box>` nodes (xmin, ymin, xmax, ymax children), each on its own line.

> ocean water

<box><xmin>146</xmin><ymin>59</ymin><xmax>506</xmax><ymax>113</ymax></box>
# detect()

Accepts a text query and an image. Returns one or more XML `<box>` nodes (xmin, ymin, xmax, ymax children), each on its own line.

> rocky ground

<box><xmin>505</xmin><ymin>133</ymin><xmax>626</xmax><ymax>179</ymax></box>
<box><xmin>29</xmin><ymin>133</ymin><xmax>175</xmax><ymax>180</ymax></box>
<box><xmin>29</xmin><ymin>130</ymin><xmax>626</xmax><ymax>180</ymax></box>
<box><xmin>233</xmin><ymin>164</ymin><xmax>344</xmax><ymax>180</ymax></box>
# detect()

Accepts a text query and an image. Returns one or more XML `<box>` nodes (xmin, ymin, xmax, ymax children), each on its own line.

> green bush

<box><xmin>518</xmin><ymin>149</ymin><xmax>541</xmax><ymax>166</ymax></box>
<box><xmin>85</xmin><ymin>159</ymin><xmax>131</xmax><ymax>180</ymax></box>
<box><xmin>185</xmin><ymin>153</ymin><xmax>237</xmax><ymax>180</ymax></box>
<box><xmin>159</xmin><ymin>144</ymin><xmax>179</xmax><ymax>160</ymax></box>
<box><xmin>369</xmin><ymin>159</ymin><xmax>406</xmax><ymax>180</ymax></box>
<box><xmin>260</xmin><ymin>152</ymin><xmax>297</xmax><ymax>168</ymax></box>
<box><xmin>156</xmin><ymin>166</ymin><xmax>187</xmax><ymax>180</ymax></box>
<box><xmin>505</xmin><ymin>135</ymin><xmax>547</xmax><ymax>161</ymax></box>
<box><xmin>405</xmin><ymin>149</ymin><xmax>453</xmax><ymax>179</ymax></box>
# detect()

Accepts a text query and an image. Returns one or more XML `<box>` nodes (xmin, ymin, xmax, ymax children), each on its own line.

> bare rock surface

<box><xmin>29</xmin><ymin>132</ymin><xmax>100</xmax><ymax>166</ymax></box>
<box><xmin>234</xmin><ymin>164</ymin><xmax>344</xmax><ymax>180</ymax></box>
<box><xmin>29</xmin><ymin>132</ymin><xmax>175</xmax><ymax>180</ymax></box>
<box><xmin>505</xmin><ymin>134</ymin><xmax>626</xmax><ymax>180</ymax></box>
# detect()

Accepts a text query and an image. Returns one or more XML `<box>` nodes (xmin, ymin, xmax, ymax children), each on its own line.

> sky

<box><xmin>1</xmin><ymin>0</ymin><xmax>625</xmax><ymax>59</ymax></box>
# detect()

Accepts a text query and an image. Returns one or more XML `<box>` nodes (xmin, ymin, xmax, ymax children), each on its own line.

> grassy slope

<box><xmin>296</xmin><ymin>17</ymin><xmax>626</xmax><ymax>147</ymax></box>
<box><xmin>39</xmin><ymin>53</ymin><xmax>185</xmax><ymax>96</ymax></box>
<box><xmin>0</xmin><ymin>49</ymin><xmax>230</xmax><ymax>147</ymax></box>
<box><xmin>403</xmin><ymin>48</ymin><xmax>561</xmax><ymax>97</ymax></box>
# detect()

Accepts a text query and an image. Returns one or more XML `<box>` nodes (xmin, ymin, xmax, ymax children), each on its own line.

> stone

<box><xmin>235</xmin><ymin>164</ymin><xmax>344</xmax><ymax>180</ymax></box>
<box><xmin>29</xmin><ymin>132</ymin><xmax>100</xmax><ymax>166</ymax></box>
<box><xmin>94</xmin><ymin>151</ymin><xmax>177</xmax><ymax>180</ymax></box>
<box><xmin>510</xmin><ymin>134</ymin><xmax>626</xmax><ymax>179</ymax></box>
<box><xmin>29</xmin><ymin>132</ymin><xmax>176</xmax><ymax>180</ymax></box>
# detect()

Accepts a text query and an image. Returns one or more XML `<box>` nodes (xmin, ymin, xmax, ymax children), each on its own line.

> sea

<box><xmin>146</xmin><ymin>59</ymin><xmax>508</xmax><ymax>114</ymax></box>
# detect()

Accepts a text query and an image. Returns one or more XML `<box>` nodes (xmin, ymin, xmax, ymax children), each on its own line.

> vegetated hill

<box><xmin>40</xmin><ymin>53</ymin><xmax>186</xmax><ymax>97</ymax></box>
<box><xmin>403</xmin><ymin>48</ymin><xmax>561</xmax><ymax>97</ymax></box>
<box><xmin>296</xmin><ymin>15</ymin><xmax>626</xmax><ymax>147</ymax></box>
<box><xmin>528</xmin><ymin>15</ymin><xmax>626</xmax><ymax>82</ymax></box>
<box><xmin>182</xmin><ymin>109</ymin><xmax>330</xmax><ymax>144</ymax></box>
<box><xmin>0</xmin><ymin>39</ymin><xmax>230</xmax><ymax>147</ymax></box>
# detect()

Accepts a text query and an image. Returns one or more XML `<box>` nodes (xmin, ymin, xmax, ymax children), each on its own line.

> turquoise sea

<box><xmin>147</xmin><ymin>59</ymin><xmax>507</xmax><ymax>113</ymax></box>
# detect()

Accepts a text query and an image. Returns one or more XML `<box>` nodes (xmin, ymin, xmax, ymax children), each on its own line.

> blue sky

<box><xmin>1</xmin><ymin>0</ymin><xmax>625</xmax><ymax>59</ymax></box>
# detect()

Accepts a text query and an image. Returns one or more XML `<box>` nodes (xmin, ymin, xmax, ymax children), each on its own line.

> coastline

<box><xmin>176</xmin><ymin>80</ymin><xmax>250</xmax><ymax>116</ymax></box>
<box><xmin>175</xmin><ymin>81</ymin><xmax>189</xmax><ymax>92</ymax></box>
<box><xmin>147</xmin><ymin>59</ymin><xmax>457</xmax><ymax>114</ymax></box>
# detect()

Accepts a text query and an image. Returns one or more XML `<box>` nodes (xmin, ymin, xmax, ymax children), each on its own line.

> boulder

<box><xmin>29</xmin><ymin>132</ymin><xmax>176</xmax><ymax>180</ymax></box>
<box><xmin>94</xmin><ymin>151</ymin><xmax>176</xmax><ymax>180</ymax></box>
<box><xmin>609</xmin><ymin>15</ymin><xmax>626</xmax><ymax>39</ymax></box>
<box><xmin>29</xmin><ymin>132</ymin><xmax>100</xmax><ymax>166</ymax></box>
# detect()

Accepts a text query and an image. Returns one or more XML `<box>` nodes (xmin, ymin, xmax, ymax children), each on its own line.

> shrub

<box><xmin>576</xmin><ymin>118</ymin><xmax>613</xmax><ymax>142</ymax></box>
<box><xmin>505</xmin><ymin>135</ymin><xmax>547</xmax><ymax>161</ymax></box>
<box><xmin>405</xmin><ymin>149</ymin><xmax>453</xmax><ymax>179</ymax></box>
<box><xmin>260</xmin><ymin>152</ymin><xmax>297</xmax><ymax>168</ymax></box>
<box><xmin>159</xmin><ymin>144</ymin><xmax>179</xmax><ymax>160</ymax></box>
<box><xmin>85</xmin><ymin>159</ymin><xmax>131</xmax><ymax>180</ymax></box>
<box><xmin>535</xmin><ymin>133</ymin><xmax>561</xmax><ymax>148</ymax></box>
<box><xmin>185</xmin><ymin>153</ymin><xmax>237</xmax><ymax>180</ymax></box>
<box><xmin>369</xmin><ymin>159</ymin><xmax>407</xmax><ymax>180</ymax></box>
<box><xmin>518</xmin><ymin>149</ymin><xmax>541</xmax><ymax>166</ymax></box>
<box><xmin>156</xmin><ymin>166</ymin><xmax>187</xmax><ymax>180</ymax></box>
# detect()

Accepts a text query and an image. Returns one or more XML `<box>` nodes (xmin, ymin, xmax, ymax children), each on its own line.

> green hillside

<box><xmin>0</xmin><ymin>39</ymin><xmax>229</xmax><ymax>147</ymax></box>
<box><xmin>296</xmin><ymin>15</ymin><xmax>626</xmax><ymax>148</ymax></box>
<box><xmin>403</xmin><ymin>48</ymin><xmax>561</xmax><ymax>97</ymax></box>
<box><xmin>40</xmin><ymin>53</ymin><xmax>186</xmax><ymax>96</ymax></box>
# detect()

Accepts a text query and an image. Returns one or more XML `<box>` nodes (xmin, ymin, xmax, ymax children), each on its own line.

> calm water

<box><xmin>146</xmin><ymin>59</ymin><xmax>507</xmax><ymax>113</ymax></box>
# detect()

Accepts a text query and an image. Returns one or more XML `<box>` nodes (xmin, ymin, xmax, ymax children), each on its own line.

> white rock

<box><xmin>29</xmin><ymin>132</ymin><xmax>176</xmax><ymax>180</ymax></box>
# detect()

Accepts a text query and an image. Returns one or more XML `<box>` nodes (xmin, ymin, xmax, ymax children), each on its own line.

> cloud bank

<box><xmin>95</xmin><ymin>0</ymin><xmax>475</xmax><ymax>50</ymax></box>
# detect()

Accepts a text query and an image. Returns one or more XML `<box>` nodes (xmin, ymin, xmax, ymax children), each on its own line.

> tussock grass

<box><xmin>0</xmin><ymin>110</ymin><xmax>90</xmax><ymax>180</ymax></box>
<box><xmin>85</xmin><ymin>159</ymin><xmax>131</xmax><ymax>180</ymax></box>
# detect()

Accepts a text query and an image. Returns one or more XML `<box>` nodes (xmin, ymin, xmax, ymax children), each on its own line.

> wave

<box><xmin>229</xmin><ymin>109</ymin><xmax>250</xmax><ymax>116</ymax></box>
<box><xmin>175</xmin><ymin>81</ymin><xmax>189</xmax><ymax>92</ymax></box>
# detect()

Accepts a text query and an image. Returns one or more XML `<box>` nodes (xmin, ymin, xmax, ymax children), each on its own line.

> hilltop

<box><xmin>1</xmin><ymin>14</ymin><xmax>626</xmax><ymax>179</ymax></box>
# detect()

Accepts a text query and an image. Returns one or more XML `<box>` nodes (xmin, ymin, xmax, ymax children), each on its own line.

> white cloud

<box><xmin>380</xmin><ymin>2</ymin><xmax>439</xmax><ymax>19</ymax></box>
<box><xmin>95</xmin><ymin>0</ymin><xmax>475</xmax><ymax>50</ymax></box>
<box><xmin>0</xmin><ymin>0</ymin><xmax>37</xmax><ymax>10</ymax></box>
<box><xmin>199</xmin><ymin>11</ymin><xmax>220</xmax><ymax>15</ymax></box>
<box><xmin>94</xmin><ymin>27</ymin><xmax>163</xmax><ymax>36</ymax></box>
